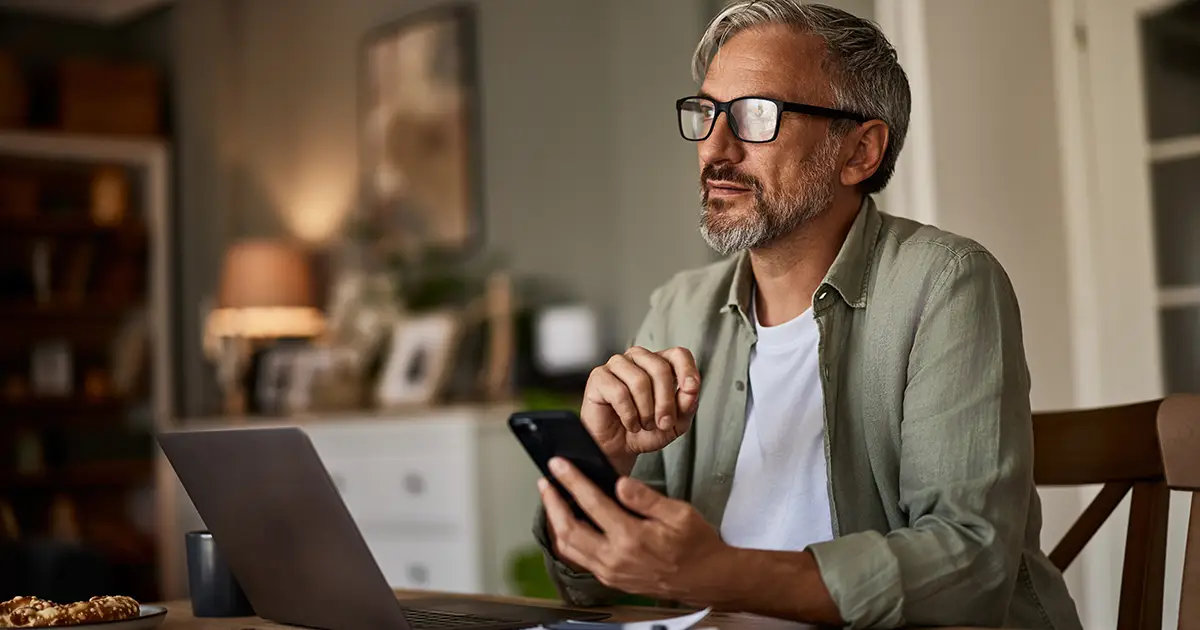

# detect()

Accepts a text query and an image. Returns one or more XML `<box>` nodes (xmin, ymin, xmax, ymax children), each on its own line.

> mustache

<box><xmin>701</xmin><ymin>164</ymin><xmax>762</xmax><ymax>193</ymax></box>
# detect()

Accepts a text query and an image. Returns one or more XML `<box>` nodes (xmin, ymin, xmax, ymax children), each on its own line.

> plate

<box><xmin>49</xmin><ymin>605</ymin><xmax>168</xmax><ymax>630</ymax></box>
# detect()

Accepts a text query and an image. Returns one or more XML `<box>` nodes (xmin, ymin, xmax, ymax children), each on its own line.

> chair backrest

<box><xmin>1156</xmin><ymin>395</ymin><xmax>1200</xmax><ymax>630</ymax></box>
<box><xmin>1033</xmin><ymin>394</ymin><xmax>1200</xmax><ymax>630</ymax></box>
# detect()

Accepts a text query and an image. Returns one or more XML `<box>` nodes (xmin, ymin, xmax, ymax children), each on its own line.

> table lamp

<box><xmin>203</xmin><ymin>239</ymin><xmax>325</xmax><ymax>414</ymax></box>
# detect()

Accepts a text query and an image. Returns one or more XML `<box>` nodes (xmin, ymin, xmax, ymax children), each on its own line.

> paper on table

<box><xmin>580</xmin><ymin>607</ymin><xmax>712</xmax><ymax>630</ymax></box>
<box><xmin>523</xmin><ymin>607</ymin><xmax>713</xmax><ymax>630</ymax></box>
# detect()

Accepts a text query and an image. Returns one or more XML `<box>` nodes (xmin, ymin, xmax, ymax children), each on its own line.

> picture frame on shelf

<box><xmin>258</xmin><ymin>344</ymin><xmax>366</xmax><ymax>415</ymax></box>
<box><xmin>283</xmin><ymin>346</ymin><xmax>358</xmax><ymax>415</ymax></box>
<box><xmin>255</xmin><ymin>345</ymin><xmax>300</xmax><ymax>415</ymax></box>
<box><xmin>376</xmin><ymin>311</ymin><xmax>461</xmax><ymax>408</ymax></box>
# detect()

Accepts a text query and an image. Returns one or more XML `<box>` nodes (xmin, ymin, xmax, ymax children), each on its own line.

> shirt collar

<box><xmin>823</xmin><ymin>195</ymin><xmax>882</xmax><ymax>309</ymax></box>
<box><xmin>724</xmin><ymin>195</ymin><xmax>882</xmax><ymax>317</ymax></box>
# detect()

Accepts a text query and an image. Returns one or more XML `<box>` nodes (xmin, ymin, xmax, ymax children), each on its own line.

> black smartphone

<box><xmin>508</xmin><ymin>410</ymin><xmax>640</xmax><ymax>530</ymax></box>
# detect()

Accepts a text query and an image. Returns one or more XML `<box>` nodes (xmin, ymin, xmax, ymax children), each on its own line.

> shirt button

<box><xmin>715</xmin><ymin>473</ymin><xmax>729</xmax><ymax>484</ymax></box>
<box><xmin>734</xmin><ymin>380</ymin><xmax>745</xmax><ymax>391</ymax></box>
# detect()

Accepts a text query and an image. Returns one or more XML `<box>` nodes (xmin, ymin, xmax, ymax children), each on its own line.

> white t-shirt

<box><xmin>718</xmin><ymin>302</ymin><xmax>834</xmax><ymax>551</ymax></box>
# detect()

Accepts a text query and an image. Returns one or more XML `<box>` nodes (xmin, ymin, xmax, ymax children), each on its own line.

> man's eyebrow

<box><xmin>695</xmin><ymin>89</ymin><xmax>717</xmax><ymax>100</ymax></box>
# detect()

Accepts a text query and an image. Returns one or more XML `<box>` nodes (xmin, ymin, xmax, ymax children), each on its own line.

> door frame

<box><xmin>1054</xmin><ymin>0</ymin><xmax>1164</xmax><ymax>409</ymax></box>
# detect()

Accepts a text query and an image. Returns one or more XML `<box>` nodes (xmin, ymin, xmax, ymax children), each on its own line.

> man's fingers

<box><xmin>624</xmin><ymin>347</ymin><xmax>678</xmax><ymax>430</ymax></box>
<box><xmin>587</xmin><ymin>366</ymin><xmax>641</xmax><ymax>433</ymax></box>
<box><xmin>659</xmin><ymin>347</ymin><xmax>700</xmax><ymax>416</ymax></box>
<box><xmin>539</xmin><ymin>477</ymin><xmax>604</xmax><ymax>564</ymax></box>
<box><xmin>616</xmin><ymin>476</ymin><xmax>684</xmax><ymax>523</ymax></box>
<box><xmin>605</xmin><ymin>354</ymin><xmax>656</xmax><ymax>431</ymax></box>
<box><xmin>549</xmin><ymin>458</ymin><xmax>634</xmax><ymax>534</ymax></box>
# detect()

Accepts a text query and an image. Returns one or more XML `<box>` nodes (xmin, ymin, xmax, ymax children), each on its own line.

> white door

<box><xmin>1059</xmin><ymin>0</ymin><xmax>1197</xmax><ymax>627</ymax></box>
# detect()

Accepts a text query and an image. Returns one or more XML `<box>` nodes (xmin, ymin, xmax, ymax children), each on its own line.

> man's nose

<box><xmin>698</xmin><ymin>113</ymin><xmax>745</xmax><ymax>166</ymax></box>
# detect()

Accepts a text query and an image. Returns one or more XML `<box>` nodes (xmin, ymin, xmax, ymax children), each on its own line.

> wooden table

<box><xmin>154</xmin><ymin>590</ymin><xmax>986</xmax><ymax>630</ymax></box>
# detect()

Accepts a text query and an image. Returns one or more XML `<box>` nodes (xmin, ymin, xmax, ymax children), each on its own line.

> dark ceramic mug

<box><xmin>185</xmin><ymin>530</ymin><xmax>254</xmax><ymax>617</ymax></box>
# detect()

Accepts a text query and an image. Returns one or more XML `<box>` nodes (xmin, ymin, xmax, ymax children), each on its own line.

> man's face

<box><xmin>697</xmin><ymin>25</ymin><xmax>844</xmax><ymax>255</ymax></box>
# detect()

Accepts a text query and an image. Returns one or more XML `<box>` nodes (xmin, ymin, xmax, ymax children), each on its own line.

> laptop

<box><xmin>158</xmin><ymin>426</ymin><xmax>611</xmax><ymax>630</ymax></box>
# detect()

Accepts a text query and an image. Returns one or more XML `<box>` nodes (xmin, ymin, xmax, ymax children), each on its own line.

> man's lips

<box><xmin>705</xmin><ymin>180</ymin><xmax>752</xmax><ymax>196</ymax></box>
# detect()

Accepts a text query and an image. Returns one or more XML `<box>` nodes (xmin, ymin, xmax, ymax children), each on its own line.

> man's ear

<box><xmin>840</xmin><ymin>120</ymin><xmax>890</xmax><ymax>188</ymax></box>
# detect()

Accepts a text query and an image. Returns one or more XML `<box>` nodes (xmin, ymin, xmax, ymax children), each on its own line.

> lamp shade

<box><xmin>208</xmin><ymin>239</ymin><xmax>324</xmax><ymax>339</ymax></box>
<box><xmin>217</xmin><ymin>240</ymin><xmax>315</xmax><ymax>309</ymax></box>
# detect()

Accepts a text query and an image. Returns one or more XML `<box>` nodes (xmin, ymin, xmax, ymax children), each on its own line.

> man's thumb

<box><xmin>617</xmin><ymin>477</ymin><xmax>671</xmax><ymax>518</ymax></box>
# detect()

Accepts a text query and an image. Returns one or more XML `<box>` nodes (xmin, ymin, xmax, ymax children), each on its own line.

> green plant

<box><xmin>508</xmin><ymin>546</ymin><xmax>558</xmax><ymax>600</ymax></box>
<box><xmin>383</xmin><ymin>247</ymin><xmax>507</xmax><ymax>313</ymax></box>
<box><xmin>519</xmin><ymin>388</ymin><xmax>583</xmax><ymax>414</ymax></box>
<box><xmin>506</xmin><ymin>546</ymin><xmax>658</xmax><ymax>607</ymax></box>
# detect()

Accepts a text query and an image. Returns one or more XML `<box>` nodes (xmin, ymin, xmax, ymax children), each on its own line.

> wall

<box><xmin>172</xmin><ymin>0</ymin><xmax>715</xmax><ymax>415</ymax></box>
<box><xmin>612</xmin><ymin>1</ymin><xmax>717</xmax><ymax>343</ymax></box>
<box><xmin>173</xmin><ymin>0</ymin><xmax>235</xmax><ymax>416</ymax></box>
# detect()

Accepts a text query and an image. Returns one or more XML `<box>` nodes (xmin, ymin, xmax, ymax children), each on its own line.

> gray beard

<box><xmin>699</xmin><ymin>137</ymin><xmax>840</xmax><ymax>256</ymax></box>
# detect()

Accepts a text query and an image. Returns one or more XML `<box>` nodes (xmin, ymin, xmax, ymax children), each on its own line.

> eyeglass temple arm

<box><xmin>781</xmin><ymin>102</ymin><xmax>869</xmax><ymax>123</ymax></box>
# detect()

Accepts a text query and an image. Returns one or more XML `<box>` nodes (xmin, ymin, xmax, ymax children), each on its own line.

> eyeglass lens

<box><xmin>679</xmin><ymin>97</ymin><xmax>780</xmax><ymax>142</ymax></box>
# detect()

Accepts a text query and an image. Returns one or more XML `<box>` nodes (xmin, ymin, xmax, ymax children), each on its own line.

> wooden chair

<box><xmin>1033</xmin><ymin>394</ymin><xmax>1200</xmax><ymax>630</ymax></box>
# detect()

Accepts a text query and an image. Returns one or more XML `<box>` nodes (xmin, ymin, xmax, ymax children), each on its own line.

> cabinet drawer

<box><xmin>368</xmin><ymin>538</ymin><xmax>479</xmax><ymax>593</ymax></box>
<box><xmin>304</xmin><ymin>421</ymin><xmax>473</xmax><ymax>460</ymax></box>
<box><xmin>326</xmin><ymin>455</ymin><xmax>472</xmax><ymax>522</ymax></box>
<box><xmin>323</xmin><ymin>458</ymin><xmax>376</xmax><ymax>515</ymax></box>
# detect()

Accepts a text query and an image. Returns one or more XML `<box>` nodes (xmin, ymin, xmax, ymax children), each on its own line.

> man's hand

<box><xmin>539</xmin><ymin>458</ymin><xmax>845</xmax><ymax>625</ymax></box>
<box><xmin>582</xmin><ymin>346</ymin><xmax>700</xmax><ymax>475</ymax></box>
<box><xmin>539</xmin><ymin>457</ymin><xmax>734</xmax><ymax>606</ymax></box>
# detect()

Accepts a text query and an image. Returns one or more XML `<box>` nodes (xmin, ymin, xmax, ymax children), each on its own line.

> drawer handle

<box><xmin>402</xmin><ymin>472</ymin><xmax>425</xmax><ymax>496</ymax></box>
<box><xmin>407</xmin><ymin>563</ymin><xmax>429</xmax><ymax>585</ymax></box>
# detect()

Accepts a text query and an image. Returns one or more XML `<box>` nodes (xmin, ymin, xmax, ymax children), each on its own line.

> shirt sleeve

<box><xmin>806</xmin><ymin>249</ymin><xmax>1035</xmax><ymax>629</ymax></box>
<box><xmin>531</xmin><ymin>287</ymin><xmax>671</xmax><ymax>607</ymax></box>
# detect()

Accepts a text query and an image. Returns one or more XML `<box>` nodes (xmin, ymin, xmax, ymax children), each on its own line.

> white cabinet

<box><xmin>168</xmin><ymin>407</ymin><xmax>543</xmax><ymax>599</ymax></box>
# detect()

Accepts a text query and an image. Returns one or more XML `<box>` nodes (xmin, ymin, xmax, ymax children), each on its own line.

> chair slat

<box><xmin>1049</xmin><ymin>481</ymin><xmax>1131</xmax><ymax>571</ymax></box>
<box><xmin>1117</xmin><ymin>482</ymin><xmax>1169</xmax><ymax>630</ymax></box>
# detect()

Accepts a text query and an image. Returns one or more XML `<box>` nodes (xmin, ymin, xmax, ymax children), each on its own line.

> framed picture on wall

<box><xmin>359</xmin><ymin>3</ymin><xmax>482</xmax><ymax>260</ymax></box>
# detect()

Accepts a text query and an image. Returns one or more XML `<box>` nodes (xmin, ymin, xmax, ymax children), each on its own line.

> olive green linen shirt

<box><xmin>534</xmin><ymin>197</ymin><xmax>1082</xmax><ymax>630</ymax></box>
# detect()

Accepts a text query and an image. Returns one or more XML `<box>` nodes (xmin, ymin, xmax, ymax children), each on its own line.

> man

<box><xmin>533</xmin><ymin>2</ymin><xmax>1082</xmax><ymax>629</ymax></box>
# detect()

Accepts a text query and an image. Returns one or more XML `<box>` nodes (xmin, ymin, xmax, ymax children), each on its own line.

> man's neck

<box><xmin>750</xmin><ymin>193</ymin><xmax>863</xmax><ymax>327</ymax></box>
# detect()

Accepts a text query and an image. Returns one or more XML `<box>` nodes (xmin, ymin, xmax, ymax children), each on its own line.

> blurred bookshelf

<box><xmin>0</xmin><ymin>128</ymin><xmax>172</xmax><ymax>603</ymax></box>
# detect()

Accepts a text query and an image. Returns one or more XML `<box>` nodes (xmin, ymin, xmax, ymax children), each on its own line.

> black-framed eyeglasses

<box><xmin>676</xmin><ymin>96</ymin><xmax>869</xmax><ymax>143</ymax></box>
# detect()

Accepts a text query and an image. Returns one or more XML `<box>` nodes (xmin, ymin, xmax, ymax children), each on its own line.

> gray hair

<box><xmin>693</xmin><ymin>1</ymin><xmax>910</xmax><ymax>195</ymax></box>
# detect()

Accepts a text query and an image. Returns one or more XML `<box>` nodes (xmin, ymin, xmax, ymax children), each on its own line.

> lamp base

<box><xmin>213</xmin><ymin>337</ymin><xmax>252</xmax><ymax>417</ymax></box>
<box><xmin>223</xmin><ymin>386</ymin><xmax>248</xmax><ymax>416</ymax></box>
